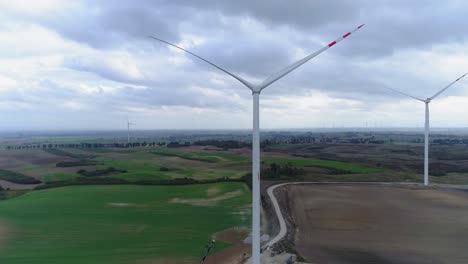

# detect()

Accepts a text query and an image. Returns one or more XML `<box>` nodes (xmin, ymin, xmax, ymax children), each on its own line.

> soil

<box><xmin>207</xmin><ymin>186</ymin><xmax>222</xmax><ymax>196</ymax></box>
<box><xmin>203</xmin><ymin>244</ymin><xmax>251</xmax><ymax>264</ymax></box>
<box><xmin>0</xmin><ymin>150</ymin><xmax>75</xmax><ymax>166</ymax></box>
<box><xmin>214</xmin><ymin>228</ymin><xmax>250</xmax><ymax>244</ymax></box>
<box><xmin>0</xmin><ymin>149</ymin><xmax>93</xmax><ymax>180</ymax></box>
<box><xmin>169</xmin><ymin>190</ymin><xmax>242</xmax><ymax>206</ymax></box>
<box><xmin>24</xmin><ymin>165</ymin><xmax>97</xmax><ymax>178</ymax></box>
<box><xmin>202</xmin><ymin>227</ymin><xmax>251</xmax><ymax>264</ymax></box>
<box><xmin>283</xmin><ymin>184</ymin><xmax>468</xmax><ymax>264</ymax></box>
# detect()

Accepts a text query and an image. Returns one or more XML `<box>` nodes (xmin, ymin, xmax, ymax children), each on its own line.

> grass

<box><xmin>0</xmin><ymin>190</ymin><xmax>28</xmax><ymax>200</ymax></box>
<box><xmin>43</xmin><ymin>172</ymin><xmax>81</xmax><ymax>182</ymax></box>
<box><xmin>0</xmin><ymin>183</ymin><xmax>251</xmax><ymax>264</ymax></box>
<box><xmin>263</xmin><ymin>157</ymin><xmax>387</xmax><ymax>174</ymax></box>
<box><xmin>95</xmin><ymin>157</ymin><xmax>172</xmax><ymax>181</ymax></box>
<box><xmin>91</xmin><ymin>150</ymin><xmax>248</xmax><ymax>182</ymax></box>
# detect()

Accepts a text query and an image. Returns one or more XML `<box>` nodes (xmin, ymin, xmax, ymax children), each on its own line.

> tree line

<box><xmin>5</xmin><ymin>139</ymin><xmax>252</xmax><ymax>151</ymax></box>
<box><xmin>5</xmin><ymin>141</ymin><xmax>167</xmax><ymax>150</ymax></box>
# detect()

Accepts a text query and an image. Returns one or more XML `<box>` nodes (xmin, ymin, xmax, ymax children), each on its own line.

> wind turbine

<box><xmin>127</xmin><ymin>118</ymin><xmax>136</xmax><ymax>146</ymax></box>
<box><xmin>386</xmin><ymin>72</ymin><xmax>468</xmax><ymax>186</ymax></box>
<box><xmin>149</xmin><ymin>24</ymin><xmax>364</xmax><ymax>263</ymax></box>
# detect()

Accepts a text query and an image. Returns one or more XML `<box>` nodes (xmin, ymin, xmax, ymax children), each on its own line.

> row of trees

<box><xmin>261</xmin><ymin>162</ymin><xmax>306</xmax><ymax>179</ymax></box>
<box><xmin>432</xmin><ymin>138</ymin><xmax>468</xmax><ymax>145</ymax></box>
<box><xmin>261</xmin><ymin>135</ymin><xmax>385</xmax><ymax>146</ymax></box>
<box><xmin>5</xmin><ymin>141</ymin><xmax>168</xmax><ymax>150</ymax></box>
<box><xmin>5</xmin><ymin>139</ymin><xmax>252</xmax><ymax>151</ymax></box>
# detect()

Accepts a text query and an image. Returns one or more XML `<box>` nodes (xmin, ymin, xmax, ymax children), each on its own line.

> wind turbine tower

<box><xmin>127</xmin><ymin>119</ymin><xmax>136</xmax><ymax>146</ymax></box>
<box><xmin>386</xmin><ymin>72</ymin><xmax>467</xmax><ymax>186</ymax></box>
<box><xmin>149</xmin><ymin>24</ymin><xmax>364</xmax><ymax>263</ymax></box>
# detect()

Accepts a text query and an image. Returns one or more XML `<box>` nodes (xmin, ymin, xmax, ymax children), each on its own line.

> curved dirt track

<box><xmin>263</xmin><ymin>183</ymin><xmax>288</xmax><ymax>250</ymax></box>
<box><xmin>267</xmin><ymin>182</ymin><xmax>468</xmax><ymax>264</ymax></box>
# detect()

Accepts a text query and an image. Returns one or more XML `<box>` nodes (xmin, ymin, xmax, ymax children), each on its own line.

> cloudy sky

<box><xmin>1</xmin><ymin>0</ymin><xmax>468</xmax><ymax>131</ymax></box>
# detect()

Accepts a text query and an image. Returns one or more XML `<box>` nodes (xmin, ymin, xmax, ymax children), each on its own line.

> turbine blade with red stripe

<box><xmin>258</xmin><ymin>24</ymin><xmax>365</xmax><ymax>90</ymax></box>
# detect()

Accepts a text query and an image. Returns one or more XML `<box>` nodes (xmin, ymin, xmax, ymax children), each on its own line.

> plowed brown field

<box><xmin>285</xmin><ymin>184</ymin><xmax>468</xmax><ymax>264</ymax></box>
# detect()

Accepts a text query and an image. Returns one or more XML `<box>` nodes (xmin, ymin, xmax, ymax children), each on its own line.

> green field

<box><xmin>43</xmin><ymin>172</ymin><xmax>81</xmax><ymax>182</ymax></box>
<box><xmin>94</xmin><ymin>151</ymin><xmax>246</xmax><ymax>182</ymax></box>
<box><xmin>1</xmin><ymin>147</ymin><xmax>389</xmax><ymax>185</ymax></box>
<box><xmin>0</xmin><ymin>183</ymin><xmax>251</xmax><ymax>264</ymax></box>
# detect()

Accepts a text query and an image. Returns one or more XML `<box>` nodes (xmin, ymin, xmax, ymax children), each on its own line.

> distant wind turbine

<box><xmin>149</xmin><ymin>24</ymin><xmax>364</xmax><ymax>263</ymax></box>
<box><xmin>386</xmin><ymin>72</ymin><xmax>468</xmax><ymax>186</ymax></box>
<box><xmin>127</xmin><ymin>118</ymin><xmax>136</xmax><ymax>145</ymax></box>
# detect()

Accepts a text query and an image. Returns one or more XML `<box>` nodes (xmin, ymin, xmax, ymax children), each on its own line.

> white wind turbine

<box><xmin>149</xmin><ymin>24</ymin><xmax>364</xmax><ymax>263</ymax></box>
<box><xmin>127</xmin><ymin>118</ymin><xmax>136</xmax><ymax>145</ymax></box>
<box><xmin>386</xmin><ymin>72</ymin><xmax>468</xmax><ymax>186</ymax></box>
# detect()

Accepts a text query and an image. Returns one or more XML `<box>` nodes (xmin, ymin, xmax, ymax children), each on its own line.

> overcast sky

<box><xmin>1</xmin><ymin>0</ymin><xmax>468</xmax><ymax>131</ymax></box>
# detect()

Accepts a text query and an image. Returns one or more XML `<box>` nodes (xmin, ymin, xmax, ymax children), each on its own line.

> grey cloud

<box><xmin>166</xmin><ymin>0</ymin><xmax>361</xmax><ymax>30</ymax></box>
<box><xmin>108</xmin><ymin>84</ymin><xmax>247</xmax><ymax>111</ymax></box>
<box><xmin>7</xmin><ymin>0</ymin><xmax>468</xmax><ymax>58</ymax></box>
<box><xmin>177</xmin><ymin>37</ymin><xmax>293</xmax><ymax>77</ymax></box>
<box><xmin>63</xmin><ymin>56</ymin><xmax>144</xmax><ymax>84</ymax></box>
<box><xmin>3</xmin><ymin>0</ymin><xmax>468</xmax><ymax>130</ymax></box>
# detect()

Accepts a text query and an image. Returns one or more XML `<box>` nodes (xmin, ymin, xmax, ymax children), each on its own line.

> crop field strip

<box><xmin>0</xmin><ymin>183</ymin><xmax>251</xmax><ymax>264</ymax></box>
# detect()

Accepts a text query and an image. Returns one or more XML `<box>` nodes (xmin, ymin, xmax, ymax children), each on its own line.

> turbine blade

<box><xmin>429</xmin><ymin>72</ymin><xmax>468</xmax><ymax>101</ymax></box>
<box><xmin>384</xmin><ymin>86</ymin><xmax>425</xmax><ymax>102</ymax></box>
<box><xmin>148</xmin><ymin>36</ymin><xmax>254</xmax><ymax>90</ymax></box>
<box><xmin>258</xmin><ymin>24</ymin><xmax>365</xmax><ymax>90</ymax></box>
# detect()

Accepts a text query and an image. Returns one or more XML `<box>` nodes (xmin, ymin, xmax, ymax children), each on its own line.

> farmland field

<box><xmin>0</xmin><ymin>144</ymin><xmax>404</xmax><ymax>263</ymax></box>
<box><xmin>0</xmin><ymin>147</ymin><xmax>251</xmax><ymax>184</ymax></box>
<box><xmin>0</xmin><ymin>183</ymin><xmax>251</xmax><ymax>264</ymax></box>
<box><xmin>2</xmin><ymin>138</ymin><xmax>468</xmax><ymax>263</ymax></box>
<box><xmin>0</xmin><ymin>145</ymin><xmax>392</xmax><ymax>187</ymax></box>
<box><xmin>282</xmin><ymin>184</ymin><xmax>468</xmax><ymax>264</ymax></box>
